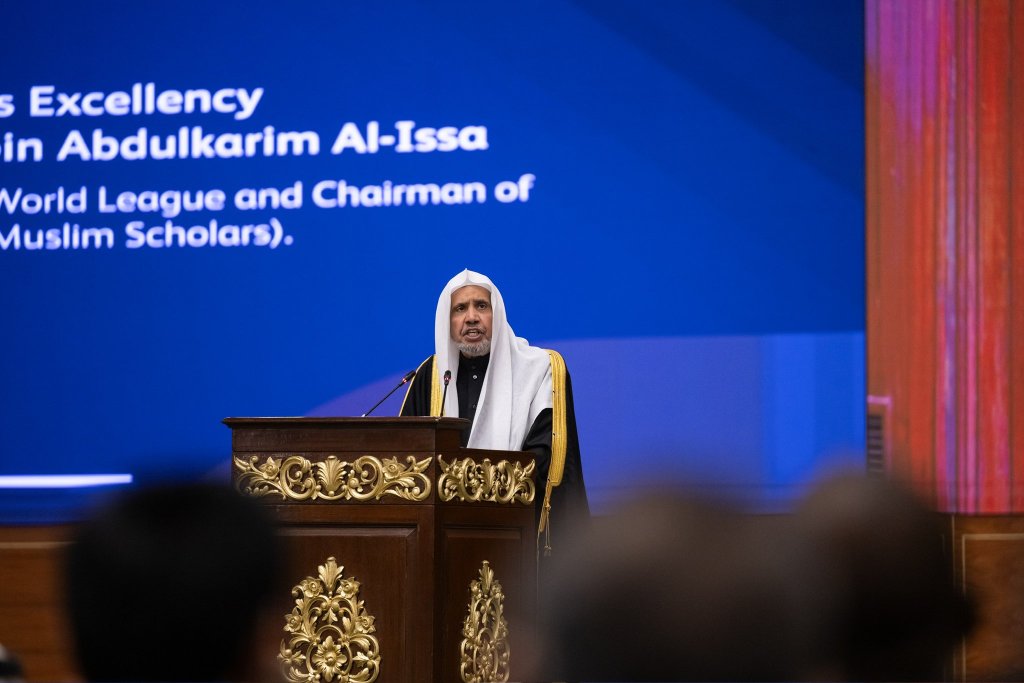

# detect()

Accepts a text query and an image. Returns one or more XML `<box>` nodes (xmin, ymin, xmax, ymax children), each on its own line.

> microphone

<box><xmin>440</xmin><ymin>370</ymin><xmax>452</xmax><ymax>417</ymax></box>
<box><xmin>362</xmin><ymin>370</ymin><xmax>417</xmax><ymax>417</ymax></box>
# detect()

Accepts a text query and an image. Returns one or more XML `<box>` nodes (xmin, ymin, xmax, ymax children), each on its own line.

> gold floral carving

<box><xmin>436</xmin><ymin>455</ymin><xmax>535</xmax><ymax>504</ymax></box>
<box><xmin>460</xmin><ymin>561</ymin><xmax>511</xmax><ymax>683</ymax></box>
<box><xmin>279</xmin><ymin>557</ymin><xmax>381</xmax><ymax>683</ymax></box>
<box><xmin>233</xmin><ymin>454</ymin><xmax>431</xmax><ymax>502</ymax></box>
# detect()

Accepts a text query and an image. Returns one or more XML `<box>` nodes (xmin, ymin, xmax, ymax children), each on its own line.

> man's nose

<box><xmin>465</xmin><ymin>308</ymin><xmax>480</xmax><ymax>323</ymax></box>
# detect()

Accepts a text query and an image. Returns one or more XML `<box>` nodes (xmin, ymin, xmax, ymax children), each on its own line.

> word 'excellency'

<box><xmin>3</xmin><ymin>84</ymin><xmax>264</xmax><ymax>121</ymax></box>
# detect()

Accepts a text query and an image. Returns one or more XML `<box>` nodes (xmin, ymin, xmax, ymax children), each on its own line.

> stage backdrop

<box><xmin>0</xmin><ymin>0</ymin><xmax>865</xmax><ymax>521</ymax></box>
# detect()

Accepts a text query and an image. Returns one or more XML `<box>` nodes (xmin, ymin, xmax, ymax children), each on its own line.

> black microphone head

<box><xmin>402</xmin><ymin>369</ymin><xmax>416</xmax><ymax>383</ymax></box>
<box><xmin>443</xmin><ymin>370</ymin><xmax>452</xmax><ymax>385</ymax></box>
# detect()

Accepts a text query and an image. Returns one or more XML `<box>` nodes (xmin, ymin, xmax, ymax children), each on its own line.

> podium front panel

<box><xmin>225</xmin><ymin>417</ymin><xmax>537</xmax><ymax>683</ymax></box>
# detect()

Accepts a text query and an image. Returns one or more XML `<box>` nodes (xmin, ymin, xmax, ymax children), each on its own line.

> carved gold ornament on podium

<box><xmin>234</xmin><ymin>454</ymin><xmax>431</xmax><ymax>501</ymax></box>
<box><xmin>437</xmin><ymin>455</ymin><xmax>535</xmax><ymax>504</ymax></box>
<box><xmin>459</xmin><ymin>561</ymin><xmax>510</xmax><ymax>683</ymax></box>
<box><xmin>279</xmin><ymin>557</ymin><xmax>381</xmax><ymax>683</ymax></box>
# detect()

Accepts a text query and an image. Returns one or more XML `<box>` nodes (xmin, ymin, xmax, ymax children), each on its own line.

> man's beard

<box><xmin>457</xmin><ymin>338</ymin><xmax>491</xmax><ymax>358</ymax></box>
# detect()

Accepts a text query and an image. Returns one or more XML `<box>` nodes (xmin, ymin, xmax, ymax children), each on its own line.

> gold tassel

<box><xmin>537</xmin><ymin>480</ymin><xmax>554</xmax><ymax>556</ymax></box>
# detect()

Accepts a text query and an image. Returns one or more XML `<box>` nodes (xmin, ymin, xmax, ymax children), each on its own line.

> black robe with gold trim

<box><xmin>400</xmin><ymin>353</ymin><xmax>590</xmax><ymax>553</ymax></box>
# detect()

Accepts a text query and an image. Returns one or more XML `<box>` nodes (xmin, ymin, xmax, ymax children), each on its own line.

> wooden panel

<box><xmin>267</xmin><ymin>502</ymin><xmax>536</xmax><ymax>683</ymax></box>
<box><xmin>269</xmin><ymin>501</ymin><xmax>438</xmax><ymax>683</ymax></box>
<box><xmin>437</xmin><ymin>505</ymin><xmax>536</xmax><ymax>683</ymax></box>
<box><xmin>276</xmin><ymin>515</ymin><xmax>430</xmax><ymax>683</ymax></box>
<box><xmin>905</xmin><ymin>0</ymin><xmax>939</xmax><ymax>498</ymax></box>
<box><xmin>932</xmin><ymin>0</ymin><xmax>955</xmax><ymax>506</ymax></box>
<box><xmin>954</xmin><ymin>0</ymin><xmax>980</xmax><ymax>511</ymax></box>
<box><xmin>1013</xmin><ymin>0</ymin><xmax>1024</xmax><ymax>511</ymax></box>
<box><xmin>867</xmin><ymin>0</ymin><xmax>1024</xmax><ymax>512</ymax></box>
<box><xmin>975</xmin><ymin>0</ymin><xmax>1012</xmax><ymax>512</ymax></box>
<box><xmin>0</xmin><ymin>526</ymin><xmax>79</xmax><ymax>682</ymax></box>
<box><xmin>226</xmin><ymin>416</ymin><xmax>466</xmax><ymax>453</ymax></box>
<box><xmin>867</xmin><ymin>0</ymin><xmax>945</xmax><ymax>495</ymax></box>
<box><xmin>952</xmin><ymin>515</ymin><xmax>1024</xmax><ymax>681</ymax></box>
<box><xmin>869</xmin><ymin>2</ymin><xmax>1024</xmax><ymax>674</ymax></box>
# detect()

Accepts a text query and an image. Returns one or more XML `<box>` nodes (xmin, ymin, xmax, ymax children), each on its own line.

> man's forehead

<box><xmin>451</xmin><ymin>284</ymin><xmax>491</xmax><ymax>303</ymax></box>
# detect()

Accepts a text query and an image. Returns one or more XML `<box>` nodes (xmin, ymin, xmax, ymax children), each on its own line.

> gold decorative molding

<box><xmin>460</xmin><ymin>561</ymin><xmax>511</xmax><ymax>683</ymax></box>
<box><xmin>234</xmin><ymin>454</ymin><xmax>431</xmax><ymax>502</ymax></box>
<box><xmin>437</xmin><ymin>455</ymin><xmax>535</xmax><ymax>504</ymax></box>
<box><xmin>279</xmin><ymin>557</ymin><xmax>381</xmax><ymax>683</ymax></box>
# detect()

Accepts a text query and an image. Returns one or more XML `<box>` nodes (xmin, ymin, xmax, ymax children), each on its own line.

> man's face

<box><xmin>450</xmin><ymin>285</ymin><xmax>493</xmax><ymax>349</ymax></box>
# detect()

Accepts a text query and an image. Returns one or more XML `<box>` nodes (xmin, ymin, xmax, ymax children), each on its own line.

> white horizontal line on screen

<box><xmin>0</xmin><ymin>474</ymin><xmax>134</xmax><ymax>489</ymax></box>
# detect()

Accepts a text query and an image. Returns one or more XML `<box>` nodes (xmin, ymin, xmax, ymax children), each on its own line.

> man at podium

<box><xmin>400</xmin><ymin>270</ymin><xmax>589</xmax><ymax>552</ymax></box>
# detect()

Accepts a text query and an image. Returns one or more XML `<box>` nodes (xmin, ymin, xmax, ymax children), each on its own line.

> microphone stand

<box><xmin>361</xmin><ymin>370</ymin><xmax>416</xmax><ymax>417</ymax></box>
<box><xmin>440</xmin><ymin>370</ymin><xmax>452</xmax><ymax>417</ymax></box>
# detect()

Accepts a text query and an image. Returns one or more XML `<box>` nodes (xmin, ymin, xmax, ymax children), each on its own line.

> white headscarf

<box><xmin>434</xmin><ymin>270</ymin><xmax>553</xmax><ymax>451</ymax></box>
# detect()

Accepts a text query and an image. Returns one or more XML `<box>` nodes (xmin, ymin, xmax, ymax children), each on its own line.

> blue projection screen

<box><xmin>0</xmin><ymin>0</ymin><xmax>864</xmax><ymax>521</ymax></box>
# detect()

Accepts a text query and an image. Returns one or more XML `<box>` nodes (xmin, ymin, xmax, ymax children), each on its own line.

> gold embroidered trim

<box><xmin>234</xmin><ymin>454</ymin><xmax>431</xmax><ymax>501</ymax></box>
<box><xmin>546</xmin><ymin>349</ymin><xmax>568</xmax><ymax>486</ymax></box>
<box><xmin>538</xmin><ymin>350</ymin><xmax>569</xmax><ymax>550</ymax></box>
<box><xmin>430</xmin><ymin>354</ymin><xmax>443</xmax><ymax>417</ymax></box>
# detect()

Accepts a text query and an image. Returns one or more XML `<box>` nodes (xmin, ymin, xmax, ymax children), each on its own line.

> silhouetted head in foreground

<box><xmin>539</xmin><ymin>492</ymin><xmax>831</xmax><ymax>681</ymax></box>
<box><xmin>796</xmin><ymin>473</ymin><xmax>974</xmax><ymax>681</ymax></box>
<box><xmin>0</xmin><ymin>643</ymin><xmax>24</xmax><ymax>683</ymax></box>
<box><xmin>539</xmin><ymin>475</ymin><xmax>973</xmax><ymax>682</ymax></box>
<box><xmin>65</xmin><ymin>483</ymin><xmax>283</xmax><ymax>682</ymax></box>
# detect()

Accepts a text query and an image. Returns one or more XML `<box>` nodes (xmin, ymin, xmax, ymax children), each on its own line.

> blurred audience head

<box><xmin>796</xmin><ymin>472</ymin><xmax>974</xmax><ymax>681</ymax></box>
<box><xmin>539</xmin><ymin>490</ymin><xmax>832</xmax><ymax>681</ymax></box>
<box><xmin>539</xmin><ymin>474</ymin><xmax>974</xmax><ymax>682</ymax></box>
<box><xmin>65</xmin><ymin>482</ymin><xmax>283</xmax><ymax>682</ymax></box>
<box><xmin>0</xmin><ymin>644</ymin><xmax>24</xmax><ymax>683</ymax></box>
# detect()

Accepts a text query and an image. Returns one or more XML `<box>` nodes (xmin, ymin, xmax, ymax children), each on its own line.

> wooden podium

<box><xmin>224</xmin><ymin>417</ymin><xmax>538</xmax><ymax>683</ymax></box>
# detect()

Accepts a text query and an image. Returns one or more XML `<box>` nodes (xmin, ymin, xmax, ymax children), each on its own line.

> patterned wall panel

<box><xmin>867</xmin><ymin>0</ymin><xmax>1024</xmax><ymax>512</ymax></box>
